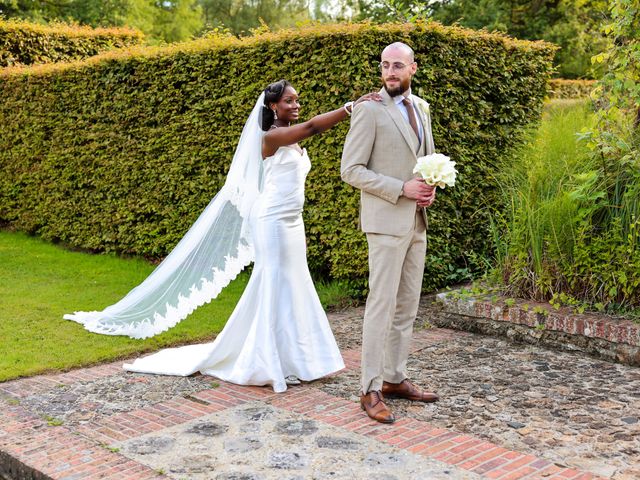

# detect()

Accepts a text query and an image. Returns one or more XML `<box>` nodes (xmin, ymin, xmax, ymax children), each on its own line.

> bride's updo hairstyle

<box><xmin>260</xmin><ymin>79</ymin><xmax>292</xmax><ymax>131</ymax></box>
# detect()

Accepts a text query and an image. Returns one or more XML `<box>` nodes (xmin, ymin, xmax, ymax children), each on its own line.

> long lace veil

<box><xmin>64</xmin><ymin>93</ymin><xmax>266</xmax><ymax>338</ymax></box>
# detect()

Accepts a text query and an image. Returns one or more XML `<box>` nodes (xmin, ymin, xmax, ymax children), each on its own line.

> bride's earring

<box><xmin>273</xmin><ymin>109</ymin><xmax>278</xmax><ymax>120</ymax></box>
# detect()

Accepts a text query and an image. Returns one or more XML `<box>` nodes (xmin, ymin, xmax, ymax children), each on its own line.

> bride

<box><xmin>64</xmin><ymin>80</ymin><xmax>380</xmax><ymax>393</ymax></box>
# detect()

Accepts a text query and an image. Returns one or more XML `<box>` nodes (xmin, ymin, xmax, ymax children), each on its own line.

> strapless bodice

<box><xmin>258</xmin><ymin>146</ymin><xmax>310</xmax><ymax>216</ymax></box>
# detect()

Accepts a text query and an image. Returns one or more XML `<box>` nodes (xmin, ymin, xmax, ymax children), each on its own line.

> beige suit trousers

<box><xmin>361</xmin><ymin>210</ymin><xmax>427</xmax><ymax>394</ymax></box>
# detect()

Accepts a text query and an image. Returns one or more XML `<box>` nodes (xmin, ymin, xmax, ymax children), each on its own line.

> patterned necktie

<box><xmin>402</xmin><ymin>97</ymin><xmax>420</xmax><ymax>141</ymax></box>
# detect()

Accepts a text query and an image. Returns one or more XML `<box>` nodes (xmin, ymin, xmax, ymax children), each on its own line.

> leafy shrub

<box><xmin>548</xmin><ymin>79</ymin><xmax>596</xmax><ymax>99</ymax></box>
<box><xmin>0</xmin><ymin>18</ymin><xmax>143</xmax><ymax>67</ymax></box>
<box><xmin>0</xmin><ymin>21</ymin><xmax>555</xmax><ymax>294</ymax></box>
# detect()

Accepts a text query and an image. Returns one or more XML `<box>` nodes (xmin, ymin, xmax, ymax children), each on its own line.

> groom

<box><xmin>341</xmin><ymin>42</ymin><xmax>439</xmax><ymax>423</ymax></box>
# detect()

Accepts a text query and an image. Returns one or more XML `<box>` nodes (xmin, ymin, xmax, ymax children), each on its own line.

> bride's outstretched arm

<box><xmin>262</xmin><ymin>92</ymin><xmax>381</xmax><ymax>158</ymax></box>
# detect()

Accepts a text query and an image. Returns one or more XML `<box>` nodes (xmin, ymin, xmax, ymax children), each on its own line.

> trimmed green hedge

<box><xmin>0</xmin><ymin>19</ymin><xmax>143</xmax><ymax>67</ymax></box>
<box><xmin>0</xmin><ymin>21</ymin><xmax>556</xmax><ymax>293</ymax></box>
<box><xmin>548</xmin><ymin>79</ymin><xmax>596</xmax><ymax>99</ymax></box>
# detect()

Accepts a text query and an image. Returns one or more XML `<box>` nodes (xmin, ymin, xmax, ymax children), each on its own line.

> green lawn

<box><xmin>0</xmin><ymin>230</ymin><xmax>349</xmax><ymax>382</ymax></box>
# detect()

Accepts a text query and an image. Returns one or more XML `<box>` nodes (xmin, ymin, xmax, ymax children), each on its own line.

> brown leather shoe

<box><xmin>382</xmin><ymin>379</ymin><xmax>439</xmax><ymax>403</ymax></box>
<box><xmin>360</xmin><ymin>391</ymin><xmax>395</xmax><ymax>423</ymax></box>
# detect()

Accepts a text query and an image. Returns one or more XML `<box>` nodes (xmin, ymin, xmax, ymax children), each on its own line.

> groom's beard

<box><xmin>382</xmin><ymin>76</ymin><xmax>410</xmax><ymax>97</ymax></box>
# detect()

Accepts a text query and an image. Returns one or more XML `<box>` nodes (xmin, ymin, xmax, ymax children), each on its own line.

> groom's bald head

<box><xmin>381</xmin><ymin>42</ymin><xmax>415</xmax><ymax>62</ymax></box>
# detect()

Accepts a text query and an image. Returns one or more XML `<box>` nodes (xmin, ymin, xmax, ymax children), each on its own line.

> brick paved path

<box><xmin>0</xmin><ymin>322</ymin><xmax>610</xmax><ymax>480</ymax></box>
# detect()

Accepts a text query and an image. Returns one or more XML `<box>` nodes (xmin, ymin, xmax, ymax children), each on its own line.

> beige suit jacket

<box><xmin>341</xmin><ymin>88</ymin><xmax>436</xmax><ymax>236</ymax></box>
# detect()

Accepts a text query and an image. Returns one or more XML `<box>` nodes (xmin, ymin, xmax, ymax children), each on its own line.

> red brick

<box><xmin>420</xmin><ymin>430</ymin><xmax>459</xmax><ymax>446</ymax></box>
<box><xmin>435</xmin><ymin>447</ymin><xmax>482</xmax><ymax>464</ymax></box>
<box><xmin>497</xmin><ymin>466</ymin><xmax>537</xmax><ymax>480</ymax></box>
<box><xmin>351</xmin><ymin>423</ymin><xmax>388</xmax><ymax>436</ymax></box>
<box><xmin>615</xmin><ymin>324</ymin><xmax>630</xmax><ymax>344</ymax></box>
<box><xmin>339</xmin><ymin>416</ymin><xmax>377</xmax><ymax>432</ymax></box>
<box><xmin>526</xmin><ymin>310</ymin><xmax>539</xmax><ymax>327</ymax></box>
<box><xmin>94</xmin><ymin>426</ymin><xmax>130</xmax><ymax>442</ymax></box>
<box><xmin>497</xmin><ymin>452</ymin><xmax>525</xmax><ymax>464</ymax></box>
<box><xmin>473</xmin><ymin>456</ymin><xmax>511</xmax><ymax>475</ymax></box>
<box><xmin>446</xmin><ymin>437</ymin><xmax>484</xmax><ymax>455</ymax></box>
<box><xmin>525</xmin><ymin>464</ymin><xmax>565</xmax><ymax>479</ymax></box>
<box><xmin>500</xmin><ymin>453</ymin><xmax>538</xmax><ymax>471</ymax></box>
<box><xmin>485</xmin><ymin>469</ymin><xmax>510</xmax><ymax>479</ymax></box>
<box><xmin>530</xmin><ymin>458</ymin><xmax>553</xmax><ymax>469</ymax></box>
<box><xmin>594</xmin><ymin>319</ymin><xmax>606</xmax><ymax>338</ymax></box>
<box><xmin>457</xmin><ymin>446</ymin><xmax>509</xmax><ymax>470</ymax></box>
<box><xmin>517</xmin><ymin>308</ymin><xmax>528</xmax><ymax>325</ymax></box>
<box><xmin>422</xmin><ymin>440</ymin><xmax>456</xmax><ymax>455</ymax></box>
<box><xmin>330</xmin><ymin>412</ymin><xmax>366</xmax><ymax>428</ymax></box>
<box><xmin>408</xmin><ymin>443</ymin><xmax>430</xmax><ymax>454</ymax></box>
<box><xmin>395</xmin><ymin>431</ymin><xmax>440</xmax><ymax>448</ymax></box>
<box><xmin>554</xmin><ymin>470</ymin><xmax>588</xmax><ymax>479</ymax></box>
<box><xmin>373</xmin><ymin>429</ymin><xmax>403</xmax><ymax>441</ymax></box>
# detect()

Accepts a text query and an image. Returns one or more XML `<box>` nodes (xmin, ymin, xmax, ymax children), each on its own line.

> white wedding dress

<box><xmin>123</xmin><ymin>146</ymin><xmax>344</xmax><ymax>392</ymax></box>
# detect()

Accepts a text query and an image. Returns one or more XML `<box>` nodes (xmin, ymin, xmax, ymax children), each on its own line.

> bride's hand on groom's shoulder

<box><xmin>354</xmin><ymin>92</ymin><xmax>383</xmax><ymax>108</ymax></box>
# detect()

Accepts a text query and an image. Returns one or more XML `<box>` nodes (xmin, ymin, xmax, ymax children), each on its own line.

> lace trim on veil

<box><xmin>65</xmin><ymin>241</ymin><xmax>254</xmax><ymax>339</ymax></box>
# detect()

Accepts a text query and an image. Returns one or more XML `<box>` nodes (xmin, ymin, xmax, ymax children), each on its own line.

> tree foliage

<box><xmin>587</xmin><ymin>0</ymin><xmax>640</xmax><ymax>225</ymax></box>
<box><xmin>493</xmin><ymin>0</ymin><xmax>640</xmax><ymax>313</ymax></box>
<box><xmin>199</xmin><ymin>0</ymin><xmax>312</xmax><ymax>35</ymax></box>
<box><xmin>0</xmin><ymin>0</ymin><xmax>610</xmax><ymax>76</ymax></box>
<box><xmin>0</xmin><ymin>0</ymin><xmax>322</xmax><ymax>42</ymax></box>
<box><xmin>0</xmin><ymin>0</ymin><xmax>204</xmax><ymax>43</ymax></box>
<box><xmin>348</xmin><ymin>0</ymin><xmax>609</xmax><ymax>78</ymax></box>
<box><xmin>592</xmin><ymin>0</ymin><xmax>640</xmax><ymax>137</ymax></box>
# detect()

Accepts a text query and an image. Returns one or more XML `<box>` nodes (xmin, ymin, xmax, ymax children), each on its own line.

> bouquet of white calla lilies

<box><xmin>413</xmin><ymin>153</ymin><xmax>457</xmax><ymax>189</ymax></box>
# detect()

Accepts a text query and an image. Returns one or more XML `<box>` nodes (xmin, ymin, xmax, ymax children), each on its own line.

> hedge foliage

<box><xmin>548</xmin><ymin>79</ymin><xmax>596</xmax><ymax>99</ymax></box>
<box><xmin>0</xmin><ymin>21</ymin><xmax>556</xmax><ymax>293</ymax></box>
<box><xmin>0</xmin><ymin>19</ymin><xmax>143</xmax><ymax>67</ymax></box>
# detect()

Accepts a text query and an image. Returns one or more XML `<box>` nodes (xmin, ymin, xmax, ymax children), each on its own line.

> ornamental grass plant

<box><xmin>492</xmin><ymin>99</ymin><xmax>640</xmax><ymax>314</ymax></box>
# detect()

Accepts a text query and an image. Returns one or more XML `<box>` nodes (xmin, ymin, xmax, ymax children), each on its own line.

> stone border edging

<box><xmin>435</xmin><ymin>292</ymin><xmax>640</xmax><ymax>366</ymax></box>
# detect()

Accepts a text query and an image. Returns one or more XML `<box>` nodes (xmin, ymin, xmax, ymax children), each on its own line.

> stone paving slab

<box><xmin>115</xmin><ymin>401</ymin><xmax>479</xmax><ymax>479</ymax></box>
<box><xmin>2</xmin><ymin>299</ymin><xmax>635</xmax><ymax>479</ymax></box>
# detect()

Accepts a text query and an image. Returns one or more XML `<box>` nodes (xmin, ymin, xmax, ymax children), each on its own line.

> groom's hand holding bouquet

<box><xmin>404</xmin><ymin>153</ymin><xmax>457</xmax><ymax>207</ymax></box>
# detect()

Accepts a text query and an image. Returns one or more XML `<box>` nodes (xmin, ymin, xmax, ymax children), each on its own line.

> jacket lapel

<box><xmin>380</xmin><ymin>88</ymin><xmax>418</xmax><ymax>155</ymax></box>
